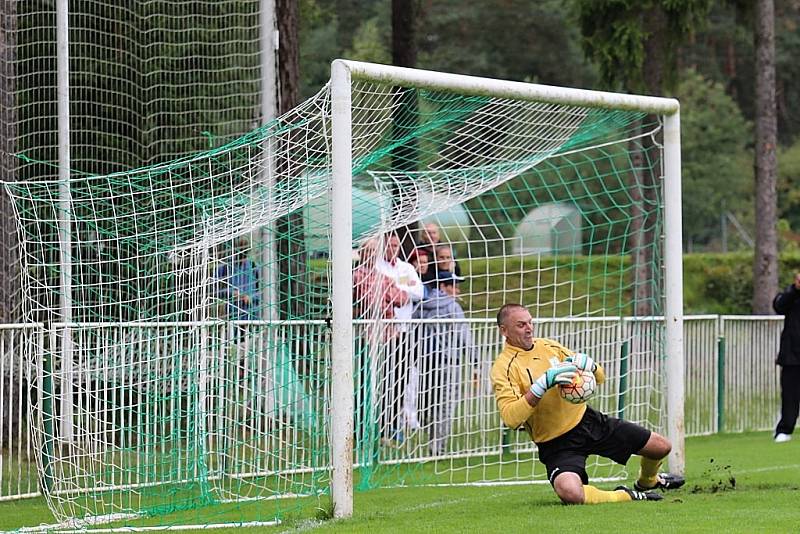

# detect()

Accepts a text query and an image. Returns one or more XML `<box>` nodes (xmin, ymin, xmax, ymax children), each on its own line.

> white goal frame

<box><xmin>328</xmin><ymin>59</ymin><xmax>684</xmax><ymax>518</ymax></box>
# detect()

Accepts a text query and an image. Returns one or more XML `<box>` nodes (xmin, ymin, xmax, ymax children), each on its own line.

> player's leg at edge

<box><xmin>633</xmin><ymin>431</ymin><xmax>686</xmax><ymax>492</ymax></box>
<box><xmin>551</xmin><ymin>431</ymin><xmax>684</xmax><ymax>505</ymax></box>
<box><xmin>552</xmin><ymin>472</ymin><xmax>663</xmax><ymax>504</ymax></box>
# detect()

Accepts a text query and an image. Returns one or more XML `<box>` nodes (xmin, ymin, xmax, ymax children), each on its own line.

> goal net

<box><xmin>4</xmin><ymin>60</ymin><xmax>682</xmax><ymax>529</ymax></box>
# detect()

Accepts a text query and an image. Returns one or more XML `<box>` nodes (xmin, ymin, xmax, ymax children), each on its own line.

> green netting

<box><xmin>3</xmin><ymin>70</ymin><xmax>668</xmax><ymax>530</ymax></box>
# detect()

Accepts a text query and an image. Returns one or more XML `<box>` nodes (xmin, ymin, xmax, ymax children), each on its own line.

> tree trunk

<box><xmin>391</xmin><ymin>0</ymin><xmax>418</xmax><ymax>257</ymax></box>
<box><xmin>630</xmin><ymin>6</ymin><xmax>667</xmax><ymax>317</ymax></box>
<box><xmin>277</xmin><ymin>0</ymin><xmax>299</xmax><ymax>114</ymax></box>
<box><xmin>0</xmin><ymin>0</ymin><xmax>19</xmax><ymax>324</ymax></box>
<box><xmin>392</xmin><ymin>0</ymin><xmax>416</xmax><ymax>68</ymax></box>
<box><xmin>752</xmin><ymin>0</ymin><xmax>778</xmax><ymax>314</ymax></box>
<box><xmin>275</xmin><ymin>0</ymin><xmax>306</xmax><ymax>320</ymax></box>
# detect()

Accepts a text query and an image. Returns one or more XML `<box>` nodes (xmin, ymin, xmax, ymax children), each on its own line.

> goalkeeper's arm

<box><xmin>493</xmin><ymin>363</ymin><xmax>577</xmax><ymax>429</ymax></box>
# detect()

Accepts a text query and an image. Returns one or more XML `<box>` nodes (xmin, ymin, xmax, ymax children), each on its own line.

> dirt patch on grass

<box><xmin>690</xmin><ymin>458</ymin><xmax>736</xmax><ymax>493</ymax></box>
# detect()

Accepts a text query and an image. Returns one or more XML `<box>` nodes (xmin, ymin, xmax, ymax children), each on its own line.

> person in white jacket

<box><xmin>375</xmin><ymin>232</ymin><xmax>424</xmax><ymax>445</ymax></box>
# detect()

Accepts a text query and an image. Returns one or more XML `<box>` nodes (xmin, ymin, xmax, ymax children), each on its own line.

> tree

<box><xmin>677</xmin><ymin>69</ymin><xmax>752</xmax><ymax>249</ymax></box>
<box><xmin>391</xmin><ymin>0</ymin><xmax>418</xmax><ymax>255</ymax></box>
<box><xmin>777</xmin><ymin>139</ymin><xmax>800</xmax><ymax>235</ymax></box>
<box><xmin>335</xmin><ymin>0</ymin><xmax>362</xmax><ymax>51</ymax></box>
<box><xmin>345</xmin><ymin>17</ymin><xmax>391</xmax><ymax>64</ymax></box>
<box><xmin>418</xmin><ymin>0</ymin><xmax>595</xmax><ymax>88</ymax></box>
<box><xmin>682</xmin><ymin>0</ymin><xmax>800</xmax><ymax>145</ymax></box>
<box><xmin>299</xmin><ymin>0</ymin><xmax>339</xmax><ymax>98</ymax></box>
<box><xmin>0</xmin><ymin>0</ymin><xmax>20</xmax><ymax>324</ymax></box>
<box><xmin>752</xmin><ymin>0</ymin><xmax>778</xmax><ymax>314</ymax></box>
<box><xmin>278</xmin><ymin>0</ymin><xmax>301</xmax><ymax>113</ymax></box>
<box><xmin>574</xmin><ymin>0</ymin><xmax>712</xmax><ymax>315</ymax></box>
<box><xmin>276</xmin><ymin>0</ymin><xmax>308</xmax><ymax>320</ymax></box>
<box><xmin>574</xmin><ymin>0</ymin><xmax>712</xmax><ymax>92</ymax></box>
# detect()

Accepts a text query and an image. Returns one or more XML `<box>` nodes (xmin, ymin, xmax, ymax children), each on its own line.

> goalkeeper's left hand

<box><xmin>529</xmin><ymin>363</ymin><xmax>577</xmax><ymax>399</ymax></box>
<box><xmin>567</xmin><ymin>353</ymin><xmax>597</xmax><ymax>372</ymax></box>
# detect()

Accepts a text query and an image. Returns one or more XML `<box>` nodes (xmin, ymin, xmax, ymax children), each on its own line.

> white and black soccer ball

<box><xmin>559</xmin><ymin>369</ymin><xmax>596</xmax><ymax>404</ymax></box>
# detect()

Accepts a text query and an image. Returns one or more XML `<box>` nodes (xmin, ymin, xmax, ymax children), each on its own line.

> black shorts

<box><xmin>536</xmin><ymin>406</ymin><xmax>651</xmax><ymax>485</ymax></box>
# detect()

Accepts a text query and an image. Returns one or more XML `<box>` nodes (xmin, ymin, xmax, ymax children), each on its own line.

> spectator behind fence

<box><xmin>353</xmin><ymin>238</ymin><xmax>406</xmax><ymax>329</ymax></box>
<box><xmin>216</xmin><ymin>236</ymin><xmax>260</xmax><ymax>322</ymax></box>
<box><xmin>408</xmin><ymin>248</ymin><xmax>431</xmax><ymax>299</ymax></box>
<box><xmin>375</xmin><ymin>232</ymin><xmax>424</xmax><ymax>445</ymax></box>
<box><xmin>413</xmin><ymin>270</ymin><xmax>475</xmax><ymax>456</ymax></box>
<box><xmin>416</xmin><ymin>222</ymin><xmax>441</xmax><ymax>260</ymax></box>
<box><xmin>352</xmin><ymin>238</ymin><xmax>408</xmax><ymax>458</ymax></box>
<box><xmin>423</xmin><ymin>244</ymin><xmax>462</xmax><ymax>286</ymax></box>
<box><xmin>773</xmin><ymin>271</ymin><xmax>800</xmax><ymax>443</ymax></box>
<box><xmin>405</xmin><ymin>247</ymin><xmax>431</xmax><ymax>433</ymax></box>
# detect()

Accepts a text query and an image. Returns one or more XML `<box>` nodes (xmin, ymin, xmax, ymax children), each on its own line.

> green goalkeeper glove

<box><xmin>567</xmin><ymin>353</ymin><xmax>597</xmax><ymax>372</ymax></box>
<box><xmin>530</xmin><ymin>363</ymin><xmax>577</xmax><ymax>399</ymax></box>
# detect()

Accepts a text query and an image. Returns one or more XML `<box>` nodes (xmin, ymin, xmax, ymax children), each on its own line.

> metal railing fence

<box><xmin>0</xmin><ymin>315</ymin><xmax>785</xmax><ymax>501</ymax></box>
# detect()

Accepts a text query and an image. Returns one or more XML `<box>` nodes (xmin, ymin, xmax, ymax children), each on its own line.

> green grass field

<box><xmin>2</xmin><ymin>431</ymin><xmax>799</xmax><ymax>533</ymax></box>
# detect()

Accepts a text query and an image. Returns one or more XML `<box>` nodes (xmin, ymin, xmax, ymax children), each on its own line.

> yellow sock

<box><xmin>582</xmin><ymin>485</ymin><xmax>633</xmax><ymax>504</ymax></box>
<box><xmin>637</xmin><ymin>457</ymin><xmax>662</xmax><ymax>489</ymax></box>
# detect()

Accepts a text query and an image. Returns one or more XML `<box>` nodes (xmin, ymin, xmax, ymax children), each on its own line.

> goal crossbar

<box><xmin>338</xmin><ymin>60</ymin><xmax>680</xmax><ymax>115</ymax></box>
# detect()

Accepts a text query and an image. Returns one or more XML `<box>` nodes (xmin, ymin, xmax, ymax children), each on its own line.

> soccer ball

<box><xmin>560</xmin><ymin>369</ymin><xmax>596</xmax><ymax>404</ymax></box>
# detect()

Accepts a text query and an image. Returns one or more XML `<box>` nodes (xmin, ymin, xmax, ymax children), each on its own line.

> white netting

<box><xmin>4</xmin><ymin>62</ymin><xmax>671</xmax><ymax>528</ymax></box>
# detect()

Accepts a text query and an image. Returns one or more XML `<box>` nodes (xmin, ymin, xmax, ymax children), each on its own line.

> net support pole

<box><xmin>330</xmin><ymin>59</ymin><xmax>354</xmax><ymax>518</ymax></box>
<box><xmin>716</xmin><ymin>334</ymin><xmax>726</xmax><ymax>432</ymax></box>
<box><xmin>197</xmin><ymin>248</ymin><xmax>211</xmax><ymax>487</ymax></box>
<box><xmin>663</xmin><ymin>111</ymin><xmax>684</xmax><ymax>475</ymax></box>
<box><xmin>56</xmin><ymin>0</ymin><xmax>73</xmax><ymax>443</ymax></box>
<box><xmin>259</xmin><ymin>0</ymin><xmax>278</xmax><ymax>321</ymax></box>
<box><xmin>41</xmin><ymin>334</ymin><xmax>55</xmax><ymax>492</ymax></box>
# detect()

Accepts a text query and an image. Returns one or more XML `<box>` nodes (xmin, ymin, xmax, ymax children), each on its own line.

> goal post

<box><xmin>329</xmin><ymin>59</ymin><xmax>684</xmax><ymax>517</ymax></box>
<box><xmin>330</xmin><ymin>61</ymin><xmax>355</xmax><ymax>519</ymax></box>
<box><xmin>663</xmin><ymin>112</ymin><xmax>685</xmax><ymax>476</ymax></box>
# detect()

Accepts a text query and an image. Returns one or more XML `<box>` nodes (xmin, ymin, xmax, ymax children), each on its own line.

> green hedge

<box><xmin>463</xmin><ymin>254</ymin><xmax>634</xmax><ymax>317</ymax></box>
<box><xmin>683</xmin><ymin>252</ymin><xmax>800</xmax><ymax>314</ymax></box>
<box><xmin>321</xmin><ymin>252</ymin><xmax>800</xmax><ymax>317</ymax></box>
<box><xmin>463</xmin><ymin>252</ymin><xmax>800</xmax><ymax>315</ymax></box>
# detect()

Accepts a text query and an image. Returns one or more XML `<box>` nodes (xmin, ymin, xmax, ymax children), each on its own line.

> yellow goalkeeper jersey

<box><xmin>490</xmin><ymin>338</ymin><xmax>606</xmax><ymax>444</ymax></box>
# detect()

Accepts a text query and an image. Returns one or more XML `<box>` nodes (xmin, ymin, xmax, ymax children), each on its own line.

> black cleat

<box><xmin>615</xmin><ymin>485</ymin><xmax>663</xmax><ymax>501</ymax></box>
<box><xmin>634</xmin><ymin>473</ymin><xmax>686</xmax><ymax>492</ymax></box>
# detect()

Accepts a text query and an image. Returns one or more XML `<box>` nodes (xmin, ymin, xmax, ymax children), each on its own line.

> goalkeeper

<box><xmin>490</xmin><ymin>303</ymin><xmax>685</xmax><ymax>504</ymax></box>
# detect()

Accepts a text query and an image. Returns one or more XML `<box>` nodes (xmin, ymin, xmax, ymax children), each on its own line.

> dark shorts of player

<box><xmin>536</xmin><ymin>406</ymin><xmax>651</xmax><ymax>486</ymax></box>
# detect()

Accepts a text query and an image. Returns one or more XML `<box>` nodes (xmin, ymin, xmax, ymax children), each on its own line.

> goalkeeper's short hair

<box><xmin>496</xmin><ymin>303</ymin><xmax>527</xmax><ymax>327</ymax></box>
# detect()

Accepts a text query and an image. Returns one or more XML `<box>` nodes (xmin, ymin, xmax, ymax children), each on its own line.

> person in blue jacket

<box><xmin>217</xmin><ymin>236</ymin><xmax>260</xmax><ymax>322</ymax></box>
<box><xmin>413</xmin><ymin>270</ymin><xmax>474</xmax><ymax>456</ymax></box>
